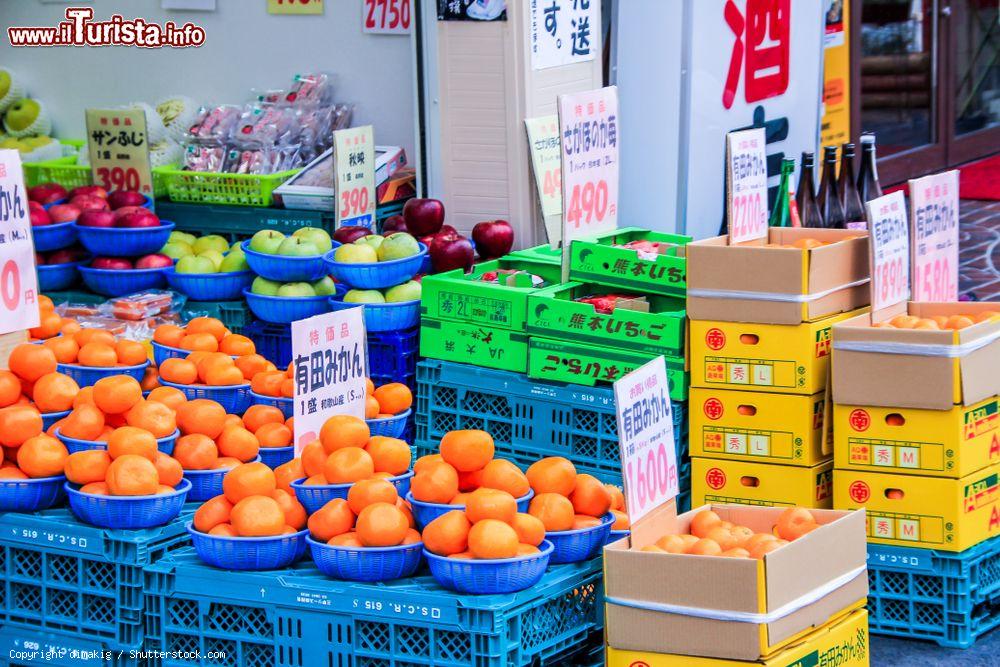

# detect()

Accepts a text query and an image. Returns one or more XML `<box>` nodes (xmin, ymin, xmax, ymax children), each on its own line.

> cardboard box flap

<box><xmin>806</xmin><ymin>234</ymin><xmax>870</xmax><ymax>295</ymax></box>
<box><xmin>688</xmin><ymin>236</ymin><xmax>804</xmax><ymax>295</ymax></box>
<box><xmin>962</xmin><ymin>339</ymin><xmax>1000</xmax><ymax>407</ymax></box>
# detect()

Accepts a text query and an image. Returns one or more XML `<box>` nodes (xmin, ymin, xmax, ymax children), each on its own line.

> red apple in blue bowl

<box><xmin>28</xmin><ymin>183</ymin><xmax>67</xmax><ymax>205</ymax></box>
<box><xmin>91</xmin><ymin>257</ymin><xmax>133</xmax><ymax>270</ymax></box>
<box><xmin>77</xmin><ymin>210</ymin><xmax>116</xmax><ymax>228</ymax></box>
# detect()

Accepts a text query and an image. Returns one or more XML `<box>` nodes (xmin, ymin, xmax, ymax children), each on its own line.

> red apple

<box><xmin>113</xmin><ymin>205</ymin><xmax>146</xmax><ymax>220</ymax></box>
<box><xmin>91</xmin><ymin>257</ymin><xmax>133</xmax><ymax>270</ymax></box>
<box><xmin>115</xmin><ymin>209</ymin><xmax>161</xmax><ymax>228</ymax></box>
<box><xmin>69</xmin><ymin>194</ymin><xmax>110</xmax><ymax>213</ymax></box>
<box><xmin>28</xmin><ymin>183</ymin><xmax>67</xmax><ymax>205</ymax></box>
<box><xmin>107</xmin><ymin>190</ymin><xmax>147</xmax><ymax>210</ymax></box>
<box><xmin>47</xmin><ymin>248</ymin><xmax>84</xmax><ymax>264</ymax></box>
<box><xmin>333</xmin><ymin>226</ymin><xmax>371</xmax><ymax>244</ymax></box>
<box><xmin>472</xmin><ymin>220</ymin><xmax>514</xmax><ymax>259</ymax></box>
<box><xmin>47</xmin><ymin>204</ymin><xmax>81</xmax><ymax>224</ymax></box>
<box><xmin>135</xmin><ymin>253</ymin><xmax>173</xmax><ymax>269</ymax></box>
<box><xmin>429</xmin><ymin>234</ymin><xmax>475</xmax><ymax>274</ymax></box>
<box><xmin>381</xmin><ymin>215</ymin><xmax>408</xmax><ymax>234</ymax></box>
<box><xmin>70</xmin><ymin>185</ymin><xmax>108</xmax><ymax>199</ymax></box>
<box><xmin>29</xmin><ymin>201</ymin><xmax>45</xmax><ymax>213</ymax></box>
<box><xmin>30</xmin><ymin>208</ymin><xmax>52</xmax><ymax>227</ymax></box>
<box><xmin>77</xmin><ymin>210</ymin><xmax>117</xmax><ymax>228</ymax></box>
<box><xmin>418</xmin><ymin>234</ymin><xmax>437</xmax><ymax>247</ymax></box>
<box><xmin>402</xmin><ymin>198</ymin><xmax>445</xmax><ymax>236</ymax></box>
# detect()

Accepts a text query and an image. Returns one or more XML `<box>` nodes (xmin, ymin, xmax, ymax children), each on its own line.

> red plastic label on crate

<box><xmin>85</xmin><ymin>108</ymin><xmax>154</xmax><ymax>195</ymax></box>
<box><xmin>909</xmin><ymin>170</ymin><xmax>959</xmax><ymax>302</ymax></box>
<box><xmin>865</xmin><ymin>190</ymin><xmax>910</xmax><ymax>315</ymax></box>
<box><xmin>0</xmin><ymin>150</ymin><xmax>40</xmax><ymax>335</ymax></box>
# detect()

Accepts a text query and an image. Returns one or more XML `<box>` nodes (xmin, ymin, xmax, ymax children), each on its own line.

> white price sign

<box><xmin>363</xmin><ymin>0</ymin><xmax>412</xmax><ymax>34</ymax></box>
<box><xmin>909</xmin><ymin>170</ymin><xmax>959</xmax><ymax>303</ymax></box>
<box><xmin>334</xmin><ymin>125</ymin><xmax>376</xmax><ymax>229</ymax></box>
<box><xmin>726</xmin><ymin>127</ymin><xmax>768</xmax><ymax>244</ymax></box>
<box><xmin>529</xmin><ymin>0</ymin><xmax>600</xmax><ymax>70</ymax></box>
<box><xmin>614</xmin><ymin>357</ymin><xmax>679</xmax><ymax>524</ymax></box>
<box><xmin>290</xmin><ymin>308</ymin><xmax>368</xmax><ymax>454</ymax></box>
<box><xmin>0</xmin><ymin>151</ymin><xmax>40</xmax><ymax>335</ymax></box>
<box><xmin>524</xmin><ymin>115</ymin><xmax>562</xmax><ymax>246</ymax></box>
<box><xmin>866</xmin><ymin>191</ymin><xmax>911</xmax><ymax>313</ymax></box>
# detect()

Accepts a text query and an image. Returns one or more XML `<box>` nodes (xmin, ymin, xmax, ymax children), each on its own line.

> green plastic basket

<box><xmin>24</xmin><ymin>145</ymin><xmax>169</xmax><ymax>198</ymax></box>
<box><xmin>182</xmin><ymin>299</ymin><xmax>252</xmax><ymax>334</ymax></box>
<box><xmin>154</xmin><ymin>166</ymin><xmax>300</xmax><ymax>207</ymax></box>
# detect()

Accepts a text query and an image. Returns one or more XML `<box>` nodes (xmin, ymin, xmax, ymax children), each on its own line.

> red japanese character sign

<box><xmin>865</xmin><ymin>191</ymin><xmax>910</xmax><ymax>315</ymax></box>
<box><xmin>909</xmin><ymin>170</ymin><xmax>959</xmax><ymax>303</ymax></box>
<box><xmin>726</xmin><ymin>127</ymin><xmax>768</xmax><ymax>244</ymax></box>
<box><xmin>85</xmin><ymin>108</ymin><xmax>154</xmax><ymax>196</ymax></box>
<box><xmin>0</xmin><ymin>150</ymin><xmax>40</xmax><ymax>335</ymax></box>
<box><xmin>724</xmin><ymin>0</ymin><xmax>790</xmax><ymax>109</ymax></box>
<box><xmin>290</xmin><ymin>308</ymin><xmax>368</xmax><ymax>454</ymax></box>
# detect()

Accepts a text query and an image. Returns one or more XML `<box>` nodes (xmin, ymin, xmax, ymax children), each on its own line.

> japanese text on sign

<box><xmin>524</xmin><ymin>115</ymin><xmax>562</xmax><ymax>246</ymax></box>
<box><xmin>724</xmin><ymin>0</ymin><xmax>791</xmax><ymax>109</ymax></box>
<box><xmin>85</xmin><ymin>109</ymin><xmax>153</xmax><ymax>195</ymax></box>
<box><xmin>529</xmin><ymin>0</ymin><xmax>599</xmax><ymax>70</ymax></box>
<box><xmin>269</xmin><ymin>0</ymin><xmax>324</xmax><ymax>15</ymax></box>
<box><xmin>364</xmin><ymin>0</ymin><xmax>411</xmax><ymax>34</ymax></box>
<box><xmin>290</xmin><ymin>308</ymin><xmax>368</xmax><ymax>454</ymax></box>
<box><xmin>726</xmin><ymin>127</ymin><xmax>768</xmax><ymax>244</ymax></box>
<box><xmin>909</xmin><ymin>171</ymin><xmax>959</xmax><ymax>303</ymax></box>
<box><xmin>866</xmin><ymin>191</ymin><xmax>911</xmax><ymax>313</ymax></box>
<box><xmin>333</xmin><ymin>125</ymin><xmax>376</xmax><ymax>229</ymax></box>
<box><xmin>0</xmin><ymin>151</ymin><xmax>40</xmax><ymax>334</ymax></box>
<box><xmin>614</xmin><ymin>356</ymin><xmax>679</xmax><ymax>524</ymax></box>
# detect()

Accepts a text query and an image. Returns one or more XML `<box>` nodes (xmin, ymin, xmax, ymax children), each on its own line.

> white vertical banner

<box><xmin>726</xmin><ymin>127</ymin><xmax>769</xmax><ymax>244</ymax></box>
<box><xmin>529</xmin><ymin>0</ymin><xmax>600</xmax><ymax>70</ymax></box>
<box><xmin>0</xmin><ymin>150</ymin><xmax>40</xmax><ymax>334</ymax></box>
<box><xmin>290</xmin><ymin>308</ymin><xmax>368</xmax><ymax>454</ymax></box>
<box><xmin>909</xmin><ymin>170</ymin><xmax>959</xmax><ymax>302</ymax></box>
<box><xmin>866</xmin><ymin>191</ymin><xmax>911</xmax><ymax>315</ymax></box>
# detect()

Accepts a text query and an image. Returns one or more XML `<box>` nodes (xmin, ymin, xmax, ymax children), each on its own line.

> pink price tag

<box><xmin>909</xmin><ymin>171</ymin><xmax>959</xmax><ymax>302</ymax></box>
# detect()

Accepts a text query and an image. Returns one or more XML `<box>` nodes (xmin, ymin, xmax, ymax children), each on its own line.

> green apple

<box><xmin>277</xmin><ymin>282</ymin><xmax>317</xmax><ymax>297</ymax></box>
<box><xmin>218</xmin><ymin>250</ymin><xmax>249</xmax><ymax>273</ymax></box>
<box><xmin>249</xmin><ymin>229</ymin><xmax>285</xmax><ymax>255</ymax></box>
<box><xmin>0</xmin><ymin>137</ymin><xmax>20</xmax><ymax>150</ymax></box>
<box><xmin>192</xmin><ymin>234</ymin><xmax>230</xmax><ymax>255</ymax></box>
<box><xmin>277</xmin><ymin>237</ymin><xmax>320</xmax><ymax>257</ymax></box>
<box><xmin>175</xmin><ymin>255</ymin><xmax>216</xmax><ymax>274</ymax></box>
<box><xmin>292</xmin><ymin>227</ymin><xmax>333</xmax><ymax>254</ymax></box>
<box><xmin>169</xmin><ymin>231</ymin><xmax>197</xmax><ymax>246</ymax></box>
<box><xmin>384</xmin><ymin>280</ymin><xmax>422</xmax><ymax>303</ymax></box>
<box><xmin>251</xmin><ymin>276</ymin><xmax>282</xmax><ymax>296</ymax></box>
<box><xmin>312</xmin><ymin>276</ymin><xmax>337</xmax><ymax>296</ymax></box>
<box><xmin>355</xmin><ymin>234</ymin><xmax>384</xmax><ymax>251</ymax></box>
<box><xmin>4</xmin><ymin>99</ymin><xmax>41</xmax><ymax>133</ymax></box>
<box><xmin>0</xmin><ymin>70</ymin><xmax>9</xmax><ymax>100</ymax></box>
<box><xmin>160</xmin><ymin>241</ymin><xmax>194</xmax><ymax>260</ymax></box>
<box><xmin>198</xmin><ymin>250</ymin><xmax>224</xmax><ymax>270</ymax></box>
<box><xmin>377</xmin><ymin>233</ymin><xmax>420</xmax><ymax>262</ymax></box>
<box><xmin>344</xmin><ymin>289</ymin><xmax>386</xmax><ymax>304</ymax></box>
<box><xmin>229</xmin><ymin>241</ymin><xmax>243</xmax><ymax>253</ymax></box>
<box><xmin>333</xmin><ymin>243</ymin><xmax>378</xmax><ymax>264</ymax></box>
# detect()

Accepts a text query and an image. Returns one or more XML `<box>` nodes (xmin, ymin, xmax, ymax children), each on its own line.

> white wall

<box><xmin>0</xmin><ymin>0</ymin><xmax>417</xmax><ymax>159</ymax></box>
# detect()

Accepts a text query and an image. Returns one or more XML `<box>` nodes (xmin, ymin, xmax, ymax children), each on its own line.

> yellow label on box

<box><xmin>834</xmin><ymin>397</ymin><xmax>1000</xmax><ymax>478</ymax></box>
<box><xmin>692</xmin><ymin>457</ymin><xmax>833</xmax><ymax>509</ymax></box>
<box><xmin>691</xmin><ymin>388</ymin><xmax>826</xmax><ymax>466</ymax></box>
<box><xmin>691</xmin><ymin>309</ymin><xmax>864</xmax><ymax>395</ymax></box>
<box><xmin>607</xmin><ymin>609</ymin><xmax>870</xmax><ymax>667</ymax></box>
<box><xmin>834</xmin><ymin>463</ymin><xmax>1000</xmax><ymax>551</ymax></box>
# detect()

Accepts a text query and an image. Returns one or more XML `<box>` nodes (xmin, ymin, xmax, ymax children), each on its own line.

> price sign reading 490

<box><xmin>85</xmin><ymin>108</ymin><xmax>153</xmax><ymax>196</ymax></box>
<box><xmin>865</xmin><ymin>190</ymin><xmax>911</xmax><ymax>313</ymax></box>
<box><xmin>614</xmin><ymin>357</ymin><xmax>679</xmax><ymax>524</ymax></box>
<box><xmin>333</xmin><ymin>125</ymin><xmax>376</xmax><ymax>229</ymax></box>
<box><xmin>363</xmin><ymin>0</ymin><xmax>411</xmax><ymax>34</ymax></box>
<box><xmin>726</xmin><ymin>128</ymin><xmax>768</xmax><ymax>245</ymax></box>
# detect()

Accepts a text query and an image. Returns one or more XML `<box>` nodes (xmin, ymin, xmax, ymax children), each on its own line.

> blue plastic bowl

<box><xmin>607</xmin><ymin>529</ymin><xmax>630</xmax><ymax>545</ymax></box>
<box><xmin>406</xmin><ymin>490</ymin><xmax>534</xmax><ymax>529</ymax></box>
<box><xmin>292</xmin><ymin>471</ymin><xmax>414</xmax><ymax>515</ymax></box>
<box><xmin>151</xmin><ymin>341</ymin><xmax>187</xmax><ymax>366</ymax></box>
<box><xmin>156</xmin><ymin>429</ymin><xmax>180</xmax><ymax>456</ymax></box>
<box><xmin>0</xmin><ymin>475</ymin><xmax>67</xmax><ymax>512</ymax></box>
<box><xmin>249</xmin><ymin>391</ymin><xmax>293</xmax><ymax>419</ymax></box>
<box><xmin>65</xmin><ymin>479</ymin><xmax>190</xmax><ymax>529</ymax></box>
<box><xmin>164</xmin><ymin>267</ymin><xmax>254</xmax><ymax>301</ymax></box>
<box><xmin>40</xmin><ymin>410</ymin><xmax>70</xmax><ymax>431</ymax></box>
<box><xmin>243</xmin><ymin>289</ymin><xmax>330</xmax><ymax>325</ymax></box>
<box><xmin>109</xmin><ymin>191</ymin><xmax>154</xmax><ymax>210</ymax></box>
<box><xmin>308</xmin><ymin>536</ymin><xmax>423</xmax><ymax>582</ymax></box>
<box><xmin>258</xmin><ymin>445</ymin><xmax>294</xmax><ymax>469</ymax></box>
<box><xmin>183</xmin><ymin>456</ymin><xmax>261</xmax><ymax>502</ymax></box>
<box><xmin>79</xmin><ymin>264</ymin><xmax>168</xmax><ymax>297</ymax></box>
<box><xmin>187</xmin><ymin>524</ymin><xmax>309</xmax><ymax>570</ymax></box>
<box><xmin>32</xmin><ymin>222</ymin><xmax>78</xmax><ymax>252</ymax></box>
<box><xmin>158</xmin><ymin>378</ymin><xmax>252</xmax><ymax>414</ymax></box>
<box><xmin>57</xmin><ymin>360</ymin><xmax>149</xmax><ymax>387</ymax></box>
<box><xmin>424</xmin><ymin>539</ymin><xmax>554</xmax><ymax>594</ymax></box>
<box><xmin>546</xmin><ymin>512</ymin><xmax>615</xmax><ymax>564</ymax></box>
<box><xmin>366</xmin><ymin>409</ymin><xmax>411</xmax><ymax>438</ymax></box>
<box><xmin>328</xmin><ymin>299</ymin><xmax>420</xmax><ymax>333</ymax></box>
<box><xmin>37</xmin><ymin>257</ymin><xmax>89</xmax><ymax>292</ymax></box>
<box><xmin>54</xmin><ymin>428</ymin><xmax>106</xmax><ymax>453</ymax></box>
<box><xmin>323</xmin><ymin>243</ymin><xmax>427</xmax><ymax>289</ymax></box>
<box><xmin>73</xmin><ymin>221</ymin><xmax>175</xmax><ymax>258</ymax></box>
<box><xmin>241</xmin><ymin>239</ymin><xmax>332</xmax><ymax>282</ymax></box>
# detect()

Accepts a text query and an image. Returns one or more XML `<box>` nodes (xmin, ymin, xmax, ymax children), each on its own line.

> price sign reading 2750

<box><xmin>363</xmin><ymin>0</ymin><xmax>411</xmax><ymax>34</ymax></box>
<box><xmin>865</xmin><ymin>190</ymin><xmax>911</xmax><ymax>312</ymax></box>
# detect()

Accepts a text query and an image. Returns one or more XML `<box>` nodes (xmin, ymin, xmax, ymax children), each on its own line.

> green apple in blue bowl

<box><xmin>312</xmin><ymin>276</ymin><xmax>338</xmax><ymax>296</ymax></box>
<box><xmin>198</xmin><ymin>250</ymin><xmax>224</xmax><ymax>271</ymax></box>
<box><xmin>277</xmin><ymin>237</ymin><xmax>320</xmax><ymax>257</ymax></box>
<box><xmin>377</xmin><ymin>233</ymin><xmax>421</xmax><ymax>262</ymax></box>
<box><xmin>175</xmin><ymin>255</ymin><xmax>216</xmax><ymax>274</ymax></box>
<box><xmin>251</xmin><ymin>276</ymin><xmax>282</xmax><ymax>296</ymax></box>
<box><xmin>277</xmin><ymin>282</ymin><xmax>317</xmax><ymax>298</ymax></box>
<box><xmin>344</xmin><ymin>289</ymin><xmax>386</xmax><ymax>304</ymax></box>
<box><xmin>249</xmin><ymin>229</ymin><xmax>285</xmax><ymax>255</ymax></box>
<box><xmin>385</xmin><ymin>280</ymin><xmax>422</xmax><ymax>302</ymax></box>
<box><xmin>354</xmin><ymin>234</ymin><xmax>384</xmax><ymax>252</ymax></box>
<box><xmin>292</xmin><ymin>227</ymin><xmax>333</xmax><ymax>254</ymax></box>
<box><xmin>218</xmin><ymin>250</ymin><xmax>249</xmax><ymax>273</ymax></box>
<box><xmin>192</xmin><ymin>234</ymin><xmax>230</xmax><ymax>255</ymax></box>
<box><xmin>160</xmin><ymin>241</ymin><xmax>194</xmax><ymax>260</ymax></box>
<box><xmin>333</xmin><ymin>243</ymin><xmax>378</xmax><ymax>264</ymax></box>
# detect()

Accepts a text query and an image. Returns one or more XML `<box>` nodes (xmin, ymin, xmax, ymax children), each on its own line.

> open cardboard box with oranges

<box><xmin>687</xmin><ymin>228</ymin><xmax>870</xmax><ymax>325</ymax></box>
<box><xmin>603</xmin><ymin>502</ymin><xmax>867</xmax><ymax>661</ymax></box>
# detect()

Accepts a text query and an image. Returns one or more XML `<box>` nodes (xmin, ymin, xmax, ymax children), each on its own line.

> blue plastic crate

<box><xmin>369</xmin><ymin>327</ymin><xmax>419</xmax><ymax>389</ymax></box>
<box><xmin>244</xmin><ymin>319</ymin><xmax>292</xmax><ymax>368</ymax></box>
<box><xmin>415</xmin><ymin>359</ymin><xmax>687</xmax><ymax>484</ymax></box>
<box><xmin>0</xmin><ymin>508</ymin><xmax>193</xmax><ymax>649</ymax></box>
<box><xmin>144</xmin><ymin>548</ymin><xmax>603</xmax><ymax>667</ymax></box>
<box><xmin>866</xmin><ymin>536</ymin><xmax>1000</xmax><ymax>648</ymax></box>
<box><xmin>0</xmin><ymin>623</ymin><xmax>141</xmax><ymax>667</ymax></box>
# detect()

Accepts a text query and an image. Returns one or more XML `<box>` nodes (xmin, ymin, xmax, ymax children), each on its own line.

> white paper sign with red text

<box><xmin>363</xmin><ymin>0</ymin><xmax>412</xmax><ymax>34</ymax></box>
<box><xmin>524</xmin><ymin>115</ymin><xmax>562</xmax><ymax>246</ymax></box>
<box><xmin>85</xmin><ymin>108</ymin><xmax>154</xmax><ymax>196</ymax></box>
<box><xmin>726</xmin><ymin>127</ymin><xmax>769</xmax><ymax>244</ymax></box>
<box><xmin>909</xmin><ymin>170</ymin><xmax>959</xmax><ymax>302</ymax></box>
<box><xmin>290</xmin><ymin>308</ymin><xmax>368</xmax><ymax>454</ymax></box>
<box><xmin>334</xmin><ymin>125</ymin><xmax>376</xmax><ymax>229</ymax></box>
<box><xmin>0</xmin><ymin>150</ymin><xmax>40</xmax><ymax>335</ymax></box>
<box><xmin>614</xmin><ymin>356</ymin><xmax>679</xmax><ymax>524</ymax></box>
<box><xmin>866</xmin><ymin>190</ymin><xmax>911</xmax><ymax>314</ymax></box>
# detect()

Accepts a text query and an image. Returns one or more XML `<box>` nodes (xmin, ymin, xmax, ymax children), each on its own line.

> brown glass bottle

<box><xmin>839</xmin><ymin>143</ymin><xmax>867</xmax><ymax>229</ymax></box>
<box><xmin>857</xmin><ymin>132</ymin><xmax>883</xmax><ymax>205</ymax></box>
<box><xmin>816</xmin><ymin>146</ymin><xmax>846</xmax><ymax>229</ymax></box>
<box><xmin>796</xmin><ymin>152</ymin><xmax>822</xmax><ymax>228</ymax></box>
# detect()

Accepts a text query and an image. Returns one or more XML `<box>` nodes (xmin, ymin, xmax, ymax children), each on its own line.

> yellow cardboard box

<box><xmin>833</xmin><ymin>463</ymin><xmax>1000</xmax><ymax>551</ymax></box>
<box><xmin>833</xmin><ymin>397</ymin><xmax>1000</xmax><ymax>478</ymax></box>
<box><xmin>690</xmin><ymin>388</ymin><xmax>829</xmax><ymax>466</ymax></box>
<box><xmin>692</xmin><ymin>457</ymin><xmax>833</xmax><ymax>509</ymax></box>
<box><xmin>690</xmin><ymin>309</ymin><xmax>866</xmax><ymax>395</ymax></box>
<box><xmin>606</xmin><ymin>609</ymin><xmax>870</xmax><ymax>667</ymax></box>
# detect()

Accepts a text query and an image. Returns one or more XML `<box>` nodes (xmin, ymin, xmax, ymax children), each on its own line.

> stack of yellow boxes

<box><xmin>685</xmin><ymin>228</ymin><xmax>870</xmax><ymax>509</ymax></box>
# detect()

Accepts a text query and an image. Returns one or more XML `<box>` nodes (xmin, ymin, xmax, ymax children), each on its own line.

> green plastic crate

<box><xmin>24</xmin><ymin>151</ymin><xmax>168</xmax><ymax>197</ymax></box>
<box><xmin>504</xmin><ymin>243</ymin><xmax>562</xmax><ymax>272</ymax></box>
<box><xmin>182</xmin><ymin>299</ymin><xmax>251</xmax><ymax>334</ymax></box>
<box><xmin>154</xmin><ymin>166</ymin><xmax>299</xmax><ymax>207</ymax></box>
<box><xmin>420</xmin><ymin>258</ymin><xmax>562</xmax><ymax>333</ymax></box>
<box><xmin>527</xmin><ymin>281</ymin><xmax>686</xmax><ymax>356</ymax></box>
<box><xmin>156</xmin><ymin>200</ymin><xmax>337</xmax><ymax>239</ymax></box>
<box><xmin>569</xmin><ymin>227</ymin><xmax>691</xmax><ymax>297</ymax></box>
<box><xmin>420</xmin><ymin>318</ymin><xmax>528</xmax><ymax>373</ymax></box>
<box><xmin>527</xmin><ymin>337</ymin><xmax>688</xmax><ymax>400</ymax></box>
<box><xmin>43</xmin><ymin>289</ymin><xmax>105</xmax><ymax>306</ymax></box>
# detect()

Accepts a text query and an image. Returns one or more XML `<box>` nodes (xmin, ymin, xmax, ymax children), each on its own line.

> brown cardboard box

<box><xmin>687</xmin><ymin>229</ymin><xmax>870</xmax><ymax>325</ymax></box>
<box><xmin>832</xmin><ymin>302</ymin><xmax>1000</xmax><ymax>410</ymax></box>
<box><xmin>604</xmin><ymin>504</ymin><xmax>868</xmax><ymax>661</ymax></box>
